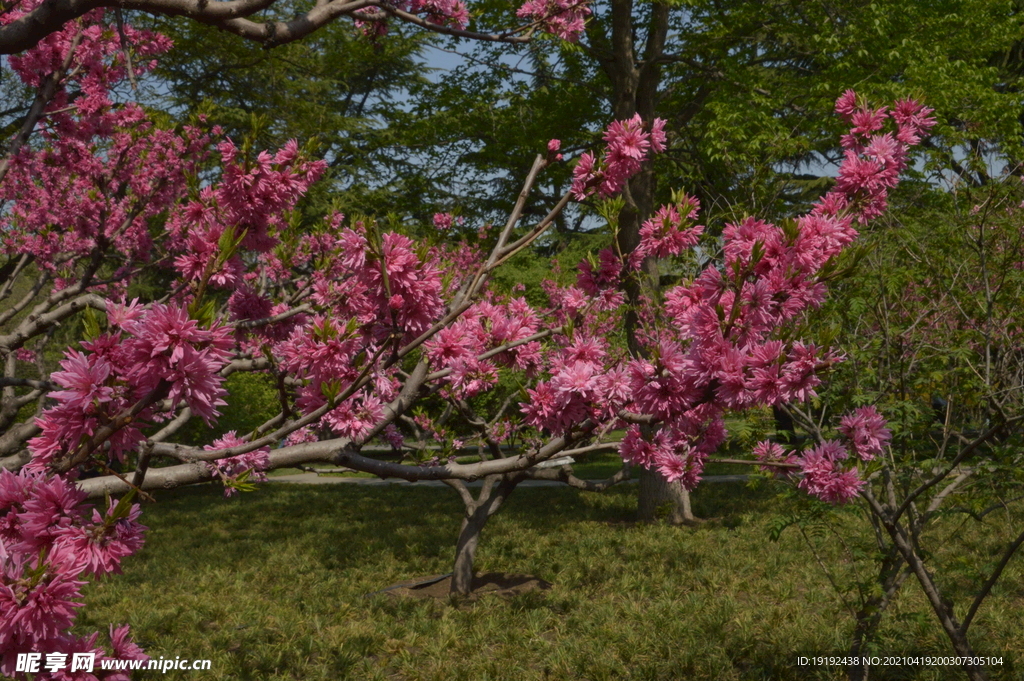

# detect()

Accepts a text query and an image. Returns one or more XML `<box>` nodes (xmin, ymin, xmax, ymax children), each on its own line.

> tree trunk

<box><xmin>451</xmin><ymin>508</ymin><xmax>488</xmax><ymax>595</ymax></box>
<box><xmin>872</xmin><ymin>504</ymin><xmax>989</xmax><ymax>681</ymax></box>
<box><xmin>593</xmin><ymin>0</ymin><xmax>690</xmax><ymax>524</ymax></box>
<box><xmin>847</xmin><ymin>560</ymin><xmax>910</xmax><ymax>681</ymax></box>
<box><xmin>447</xmin><ymin>474</ymin><xmax>522</xmax><ymax>596</ymax></box>
<box><xmin>637</xmin><ymin>465</ymin><xmax>695</xmax><ymax>524</ymax></box>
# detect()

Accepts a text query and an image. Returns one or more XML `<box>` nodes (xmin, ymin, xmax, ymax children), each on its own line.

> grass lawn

<box><xmin>77</xmin><ymin>479</ymin><xmax>1023</xmax><ymax>680</ymax></box>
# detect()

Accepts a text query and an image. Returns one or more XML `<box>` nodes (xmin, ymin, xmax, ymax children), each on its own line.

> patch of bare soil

<box><xmin>381</xmin><ymin>572</ymin><xmax>552</xmax><ymax>601</ymax></box>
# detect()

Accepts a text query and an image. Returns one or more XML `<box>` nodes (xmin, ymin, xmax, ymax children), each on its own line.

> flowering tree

<box><xmin>0</xmin><ymin>2</ymin><xmax>942</xmax><ymax>677</ymax></box>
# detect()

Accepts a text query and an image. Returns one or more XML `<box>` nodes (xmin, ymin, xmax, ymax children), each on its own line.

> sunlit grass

<box><xmin>78</xmin><ymin>480</ymin><xmax>1023</xmax><ymax>680</ymax></box>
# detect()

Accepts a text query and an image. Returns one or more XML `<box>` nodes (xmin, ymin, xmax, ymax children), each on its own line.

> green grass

<box><xmin>77</xmin><ymin>481</ymin><xmax>1023</xmax><ymax>680</ymax></box>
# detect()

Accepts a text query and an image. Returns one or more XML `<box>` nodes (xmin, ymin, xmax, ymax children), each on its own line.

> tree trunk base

<box><xmin>637</xmin><ymin>466</ymin><xmax>697</xmax><ymax>524</ymax></box>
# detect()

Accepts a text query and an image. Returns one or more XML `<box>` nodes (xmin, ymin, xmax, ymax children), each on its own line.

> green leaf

<box><xmin>82</xmin><ymin>306</ymin><xmax>102</xmax><ymax>341</ymax></box>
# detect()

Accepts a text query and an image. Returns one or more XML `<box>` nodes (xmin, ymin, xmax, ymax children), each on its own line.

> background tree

<box><xmin>143</xmin><ymin>12</ymin><xmax>452</xmax><ymax>219</ymax></box>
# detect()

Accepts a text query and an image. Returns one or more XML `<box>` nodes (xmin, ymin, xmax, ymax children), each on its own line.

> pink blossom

<box><xmin>0</xmin><ymin>469</ymin><xmax>146</xmax><ymax>670</ymax></box>
<box><xmin>631</xmin><ymin>198</ymin><xmax>704</xmax><ymax>265</ymax></box>
<box><xmin>104</xmin><ymin>625</ymin><xmax>148</xmax><ymax>681</ymax></box>
<box><xmin>50</xmin><ymin>500</ymin><xmax>146</xmax><ymax>577</ymax></box>
<box><xmin>0</xmin><ymin>567</ymin><xmax>85</xmax><ymax>650</ymax></box>
<box><xmin>48</xmin><ymin>352</ymin><xmax>114</xmax><ymax>412</ymax></box>
<box><xmin>322</xmin><ymin>394</ymin><xmax>387</xmax><ymax>440</ymax></box>
<box><xmin>838</xmin><ymin>405</ymin><xmax>891</xmax><ymax>460</ymax></box>
<box><xmin>546</xmin><ymin>138</ymin><xmax>563</xmax><ymax>162</ymax></box>
<box><xmin>382</xmin><ymin>424</ymin><xmax>404</xmax><ymax>449</ymax></box>
<box><xmin>620</xmin><ymin>425</ymin><xmax>656</xmax><ymax>467</ymax></box>
<box><xmin>430</xmin><ymin>213</ymin><xmax>466</xmax><ymax>234</ymax></box>
<box><xmin>571</xmin><ymin>151</ymin><xmax>598</xmax><ymax>199</ymax></box>
<box><xmin>228</xmin><ymin>286</ymin><xmax>273</xmax><ymax>322</ymax></box>
<box><xmin>570</xmin><ymin>115</ymin><xmax>668</xmax><ymax>200</ymax></box>
<box><xmin>204</xmin><ymin>431</ymin><xmax>271</xmax><ymax>497</ymax></box>
<box><xmin>284</xmin><ymin>427</ymin><xmax>318</xmax><ymax>447</ymax></box>
<box><xmin>752</xmin><ymin>440</ymin><xmax>798</xmax><ymax>478</ymax></box>
<box><xmin>516</xmin><ymin>0</ymin><xmax>591</xmax><ymax>41</ymax></box>
<box><xmin>798</xmin><ymin>449</ymin><xmax>865</xmax><ymax>504</ymax></box>
<box><xmin>411</xmin><ymin>0</ymin><xmax>470</xmax><ymax>29</ymax></box>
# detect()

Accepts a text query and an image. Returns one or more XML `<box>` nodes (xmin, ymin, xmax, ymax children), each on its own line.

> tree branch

<box><xmin>523</xmin><ymin>464</ymin><xmax>631</xmax><ymax>491</ymax></box>
<box><xmin>0</xmin><ymin>0</ymin><xmax>530</xmax><ymax>55</ymax></box>
<box><xmin>0</xmin><ymin>377</ymin><xmax>56</xmax><ymax>391</ymax></box>
<box><xmin>959</xmin><ymin>528</ymin><xmax>1024</xmax><ymax>635</ymax></box>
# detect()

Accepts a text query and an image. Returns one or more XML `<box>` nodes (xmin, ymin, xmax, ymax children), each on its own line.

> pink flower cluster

<box><xmin>629</xmin><ymin>193</ymin><xmax>704</xmax><ymax>267</ymax></box>
<box><xmin>619</xmin><ymin>421</ymin><xmax>714</xmax><ymax>489</ymax></box>
<box><xmin>571</xmin><ymin>115</ymin><xmax>667</xmax><ymax>200</ymax></box>
<box><xmin>522</xmin><ymin>335</ymin><xmax>631</xmax><ymax>433</ymax></box>
<box><xmin>28</xmin><ymin>303</ymin><xmax>233</xmax><ymax>473</ymax></box>
<box><xmin>262</xmin><ymin>226</ymin><xmax>489</xmax><ymax>440</ymax></box>
<box><xmin>433</xmin><ymin>212</ymin><xmax>464</xmax><ymax>231</ymax></box>
<box><xmin>204</xmin><ymin>432</ymin><xmax>271</xmax><ymax>497</ymax></box>
<box><xmin>547</xmin><ymin>139</ymin><xmax>564</xmax><ymax>162</ymax></box>
<box><xmin>425</xmin><ymin>297</ymin><xmax>543</xmax><ymax>398</ymax></box>
<box><xmin>754</xmin><ymin>405</ymin><xmax>891</xmax><ymax>504</ymax></box>
<box><xmin>526</xmin><ymin>91</ymin><xmax>926</xmax><ymax>492</ymax></box>
<box><xmin>831</xmin><ymin>90</ymin><xmax>935</xmax><ymax>222</ymax></box>
<box><xmin>838</xmin><ymin>405</ymin><xmax>892</xmax><ymax>460</ymax></box>
<box><xmin>169</xmin><ymin>139</ymin><xmax>327</xmax><ymax>288</ymax></box>
<box><xmin>0</xmin><ymin>17</ymin><xmax>208</xmax><ymax>283</ymax></box>
<box><xmin>409</xmin><ymin>0</ymin><xmax>470</xmax><ymax>29</ymax></box>
<box><xmin>752</xmin><ymin>440</ymin><xmax>799</xmax><ymax>478</ymax></box>
<box><xmin>308</xmin><ymin>226</ymin><xmax>446</xmax><ymax>343</ymax></box>
<box><xmin>576</xmin><ymin>248</ymin><xmax>624</xmax><ymax>303</ymax></box>
<box><xmin>511</xmin><ymin>96</ymin><xmax>923</xmax><ymax>491</ymax></box>
<box><xmin>0</xmin><ymin>469</ymin><xmax>147</xmax><ymax>679</ymax></box>
<box><xmin>354</xmin><ymin>0</ymin><xmax>469</xmax><ymax>36</ymax></box>
<box><xmin>516</xmin><ymin>0</ymin><xmax>592</xmax><ymax>41</ymax></box>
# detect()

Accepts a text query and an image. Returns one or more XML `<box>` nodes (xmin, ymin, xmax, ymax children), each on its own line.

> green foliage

<box><xmin>396</xmin><ymin>0</ymin><xmax>1024</xmax><ymax>238</ymax></box>
<box><xmin>143</xmin><ymin>6</ymin><xmax>434</xmax><ymax>218</ymax></box>
<box><xmin>766</xmin><ymin>496</ymin><xmax>843</xmax><ymax>544</ymax></box>
<box><xmin>173</xmin><ymin>372</ymin><xmax>280</xmax><ymax>446</ymax></box>
<box><xmin>397</xmin><ymin>34</ymin><xmax>605</xmax><ymax>227</ymax></box>
<box><xmin>723</xmin><ymin>409</ymin><xmax>776</xmax><ymax>450</ymax></box>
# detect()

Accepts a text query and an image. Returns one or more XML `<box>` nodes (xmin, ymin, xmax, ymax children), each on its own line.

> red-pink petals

<box><xmin>204</xmin><ymin>431</ymin><xmax>271</xmax><ymax>497</ymax></box>
<box><xmin>571</xmin><ymin>115</ymin><xmax>668</xmax><ymax>200</ymax></box>
<box><xmin>516</xmin><ymin>0</ymin><xmax>591</xmax><ymax>41</ymax></box>
<box><xmin>0</xmin><ymin>469</ymin><xmax>145</xmax><ymax>671</ymax></box>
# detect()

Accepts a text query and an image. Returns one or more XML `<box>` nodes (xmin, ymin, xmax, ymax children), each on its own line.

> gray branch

<box><xmin>0</xmin><ymin>0</ymin><xmax>529</xmax><ymax>55</ymax></box>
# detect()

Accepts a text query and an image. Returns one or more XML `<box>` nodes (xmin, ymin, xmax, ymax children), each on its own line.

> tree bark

<box><xmin>451</xmin><ymin>509</ymin><xmax>488</xmax><ymax>595</ymax></box>
<box><xmin>862</xmin><ymin>489</ymin><xmax>989</xmax><ymax>681</ymax></box>
<box><xmin>448</xmin><ymin>474</ymin><xmax>522</xmax><ymax>596</ymax></box>
<box><xmin>592</xmin><ymin>0</ymin><xmax>688</xmax><ymax>524</ymax></box>
<box><xmin>847</xmin><ymin>557</ymin><xmax>910</xmax><ymax>681</ymax></box>
<box><xmin>637</xmin><ymin>466</ymin><xmax>695</xmax><ymax>524</ymax></box>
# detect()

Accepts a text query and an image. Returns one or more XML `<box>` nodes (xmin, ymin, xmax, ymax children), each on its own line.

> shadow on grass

<box><xmin>497</xmin><ymin>477</ymin><xmax>785</xmax><ymax>531</ymax></box>
<box><xmin>143</xmin><ymin>475</ymin><xmax>790</xmax><ymax>572</ymax></box>
<box><xmin>144</xmin><ymin>483</ymin><xmax>469</xmax><ymax>571</ymax></box>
